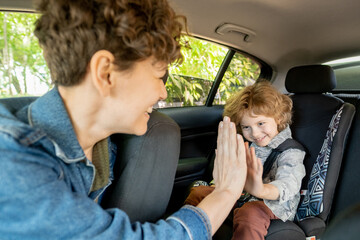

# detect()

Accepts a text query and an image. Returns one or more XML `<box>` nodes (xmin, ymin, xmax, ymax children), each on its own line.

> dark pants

<box><xmin>184</xmin><ymin>185</ymin><xmax>215</xmax><ymax>206</ymax></box>
<box><xmin>184</xmin><ymin>186</ymin><xmax>278</xmax><ymax>240</ymax></box>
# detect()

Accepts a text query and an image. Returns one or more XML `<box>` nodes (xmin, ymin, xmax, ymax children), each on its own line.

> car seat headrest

<box><xmin>285</xmin><ymin>65</ymin><xmax>336</xmax><ymax>93</ymax></box>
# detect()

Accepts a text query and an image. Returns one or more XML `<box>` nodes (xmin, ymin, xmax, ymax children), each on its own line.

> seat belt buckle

<box><xmin>306</xmin><ymin>236</ymin><xmax>316</xmax><ymax>240</ymax></box>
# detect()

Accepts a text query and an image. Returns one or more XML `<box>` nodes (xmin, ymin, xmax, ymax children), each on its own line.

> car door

<box><xmin>156</xmin><ymin>36</ymin><xmax>269</xmax><ymax>211</ymax></box>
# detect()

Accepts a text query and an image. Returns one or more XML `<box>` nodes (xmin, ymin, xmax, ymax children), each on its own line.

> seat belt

<box><xmin>262</xmin><ymin>138</ymin><xmax>305</xmax><ymax>178</ymax></box>
<box><xmin>237</xmin><ymin>138</ymin><xmax>305</xmax><ymax>206</ymax></box>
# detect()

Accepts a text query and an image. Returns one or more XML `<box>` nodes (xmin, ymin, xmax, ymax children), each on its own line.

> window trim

<box><xmin>206</xmin><ymin>50</ymin><xmax>235</xmax><ymax>106</ymax></box>
<box><xmin>205</xmin><ymin>47</ymin><xmax>272</xmax><ymax>107</ymax></box>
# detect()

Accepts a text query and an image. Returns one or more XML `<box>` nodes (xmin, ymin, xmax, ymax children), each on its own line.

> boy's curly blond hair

<box><xmin>223</xmin><ymin>81</ymin><xmax>293</xmax><ymax>133</ymax></box>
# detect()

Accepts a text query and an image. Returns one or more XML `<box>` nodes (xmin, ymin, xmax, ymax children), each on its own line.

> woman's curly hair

<box><xmin>223</xmin><ymin>81</ymin><xmax>293</xmax><ymax>133</ymax></box>
<box><xmin>34</xmin><ymin>0</ymin><xmax>187</xmax><ymax>86</ymax></box>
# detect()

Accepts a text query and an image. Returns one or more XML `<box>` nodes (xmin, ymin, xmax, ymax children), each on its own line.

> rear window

<box><xmin>325</xmin><ymin>56</ymin><xmax>360</xmax><ymax>92</ymax></box>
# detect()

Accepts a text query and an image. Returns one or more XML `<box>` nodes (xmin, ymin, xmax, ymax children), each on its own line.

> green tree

<box><xmin>167</xmin><ymin>36</ymin><xmax>260</xmax><ymax>106</ymax></box>
<box><xmin>0</xmin><ymin>13</ymin><xmax>260</xmax><ymax>104</ymax></box>
<box><xmin>215</xmin><ymin>52</ymin><xmax>260</xmax><ymax>104</ymax></box>
<box><xmin>0</xmin><ymin>12</ymin><xmax>51</xmax><ymax>97</ymax></box>
<box><xmin>167</xmin><ymin>36</ymin><xmax>228</xmax><ymax>106</ymax></box>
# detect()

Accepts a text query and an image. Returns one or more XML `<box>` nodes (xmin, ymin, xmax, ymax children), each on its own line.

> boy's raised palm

<box><xmin>244</xmin><ymin>142</ymin><xmax>265</xmax><ymax>198</ymax></box>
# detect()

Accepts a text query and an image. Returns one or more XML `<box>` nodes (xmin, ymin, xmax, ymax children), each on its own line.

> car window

<box><xmin>160</xmin><ymin>36</ymin><xmax>228</xmax><ymax>108</ymax></box>
<box><xmin>214</xmin><ymin>52</ymin><xmax>260</xmax><ymax>105</ymax></box>
<box><xmin>0</xmin><ymin>12</ymin><xmax>51</xmax><ymax>98</ymax></box>
<box><xmin>325</xmin><ymin>56</ymin><xmax>360</xmax><ymax>92</ymax></box>
<box><xmin>0</xmin><ymin>12</ymin><xmax>262</xmax><ymax>105</ymax></box>
<box><xmin>158</xmin><ymin>36</ymin><xmax>261</xmax><ymax>108</ymax></box>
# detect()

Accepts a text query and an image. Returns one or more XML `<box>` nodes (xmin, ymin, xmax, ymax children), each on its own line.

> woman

<box><xmin>0</xmin><ymin>0</ymin><xmax>247</xmax><ymax>239</ymax></box>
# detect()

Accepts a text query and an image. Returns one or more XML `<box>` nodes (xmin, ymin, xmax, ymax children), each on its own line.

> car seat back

<box><xmin>330</xmin><ymin>97</ymin><xmax>360</xmax><ymax>220</ymax></box>
<box><xmin>266</xmin><ymin>65</ymin><xmax>355</xmax><ymax>240</ymax></box>
<box><xmin>100</xmin><ymin>70</ymin><xmax>181</xmax><ymax>222</ymax></box>
<box><xmin>101</xmin><ymin>110</ymin><xmax>180</xmax><ymax>222</ymax></box>
<box><xmin>213</xmin><ymin>65</ymin><xmax>355</xmax><ymax>240</ymax></box>
<box><xmin>285</xmin><ymin>65</ymin><xmax>355</xmax><ymax>223</ymax></box>
<box><xmin>0</xmin><ymin>95</ymin><xmax>180</xmax><ymax>223</ymax></box>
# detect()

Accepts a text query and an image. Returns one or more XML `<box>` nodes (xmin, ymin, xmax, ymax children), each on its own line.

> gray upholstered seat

<box><xmin>0</xmin><ymin>95</ymin><xmax>180</xmax><ymax>223</ymax></box>
<box><xmin>213</xmin><ymin>65</ymin><xmax>355</xmax><ymax>240</ymax></box>
<box><xmin>266</xmin><ymin>65</ymin><xmax>355</xmax><ymax>239</ymax></box>
<box><xmin>101</xmin><ymin>110</ymin><xmax>180</xmax><ymax>222</ymax></box>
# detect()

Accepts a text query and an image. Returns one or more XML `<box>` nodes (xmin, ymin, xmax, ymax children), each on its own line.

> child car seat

<box><xmin>265</xmin><ymin>65</ymin><xmax>355</xmax><ymax>239</ymax></box>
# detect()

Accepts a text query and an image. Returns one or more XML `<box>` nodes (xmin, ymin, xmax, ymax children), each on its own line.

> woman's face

<box><xmin>110</xmin><ymin>57</ymin><xmax>167</xmax><ymax>135</ymax></box>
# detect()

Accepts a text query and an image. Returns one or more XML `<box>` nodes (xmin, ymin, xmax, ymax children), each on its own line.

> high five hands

<box><xmin>198</xmin><ymin>117</ymin><xmax>248</xmax><ymax>235</ymax></box>
<box><xmin>212</xmin><ymin>116</ymin><xmax>247</xmax><ymax>199</ymax></box>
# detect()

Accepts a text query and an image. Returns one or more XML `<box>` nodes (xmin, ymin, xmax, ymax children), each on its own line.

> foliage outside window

<box><xmin>1</xmin><ymin>12</ymin><xmax>261</xmax><ymax>107</ymax></box>
<box><xmin>161</xmin><ymin>36</ymin><xmax>228</xmax><ymax>107</ymax></box>
<box><xmin>214</xmin><ymin>52</ymin><xmax>260</xmax><ymax>105</ymax></box>
<box><xmin>0</xmin><ymin>12</ymin><xmax>51</xmax><ymax>98</ymax></box>
<box><xmin>161</xmin><ymin>37</ymin><xmax>261</xmax><ymax>108</ymax></box>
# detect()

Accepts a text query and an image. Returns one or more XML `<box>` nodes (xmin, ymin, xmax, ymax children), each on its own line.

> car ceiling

<box><xmin>2</xmin><ymin>0</ymin><xmax>360</xmax><ymax>87</ymax></box>
<box><xmin>169</xmin><ymin>0</ymin><xmax>360</xmax><ymax>86</ymax></box>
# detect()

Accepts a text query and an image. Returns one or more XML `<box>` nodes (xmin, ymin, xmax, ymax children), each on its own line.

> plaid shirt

<box><xmin>250</xmin><ymin>126</ymin><xmax>306</xmax><ymax>221</ymax></box>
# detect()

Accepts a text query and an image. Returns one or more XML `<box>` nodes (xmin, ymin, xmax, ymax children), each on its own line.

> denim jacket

<box><xmin>250</xmin><ymin>126</ymin><xmax>306</xmax><ymax>222</ymax></box>
<box><xmin>0</xmin><ymin>88</ymin><xmax>211</xmax><ymax>240</ymax></box>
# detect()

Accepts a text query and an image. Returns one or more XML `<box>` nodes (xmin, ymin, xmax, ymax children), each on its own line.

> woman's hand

<box><xmin>212</xmin><ymin>116</ymin><xmax>247</xmax><ymax>199</ymax></box>
<box><xmin>198</xmin><ymin>116</ymin><xmax>247</xmax><ymax>235</ymax></box>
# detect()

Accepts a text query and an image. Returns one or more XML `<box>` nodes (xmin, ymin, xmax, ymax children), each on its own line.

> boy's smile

<box><xmin>240</xmin><ymin>111</ymin><xmax>279</xmax><ymax>147</ymax></box>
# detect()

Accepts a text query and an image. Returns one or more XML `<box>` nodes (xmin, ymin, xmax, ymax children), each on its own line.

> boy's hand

<box><xmin>244</xmin><ymin>143</ymin><xmax>265</xmax><ymax>197</ymax></box>
<box><xmin>244</xmin><ymin>143</ymin><xmax>280</xmax><ymax>200</ymax></box>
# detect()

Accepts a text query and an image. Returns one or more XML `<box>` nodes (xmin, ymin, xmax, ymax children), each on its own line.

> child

<box><xmin>184</xmin><ymin>81</ymin><xmax>306</xmax><ymax>239</ymax></box>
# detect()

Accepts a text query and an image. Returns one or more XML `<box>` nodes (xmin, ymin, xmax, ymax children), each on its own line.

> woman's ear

<box><xmin>89</xmin><ymin>50</ymin><xmax>115</xmax><ymax>97</ymax></box>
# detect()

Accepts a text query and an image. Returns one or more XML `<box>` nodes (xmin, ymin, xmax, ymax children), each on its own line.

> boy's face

<box><xmin>240</xmin><ymin>111</ymin><xmax>279</xmax><ymax>147</ymax></box>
